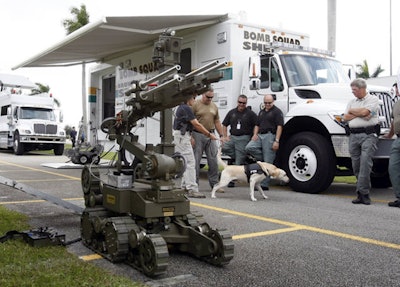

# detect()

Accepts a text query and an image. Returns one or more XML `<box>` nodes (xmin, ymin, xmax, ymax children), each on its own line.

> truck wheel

<box><xmin>53</xmin><ymin>144</ymin><xmax>64</xmax><ymax>156</ymax></box>
<box><xmin>79</xmin><ymin>155</ymin><xmax>89</xmax><ymax>164</ymax></box>
<box><xmin>281</xmin><ymin>132</ymin><xmax>335</xmax><ymax>194</ymax></box>
<box><xmin>13</xmin><ymin>131</ymin><xmax>24</xmax><ymax>155</ymax></box>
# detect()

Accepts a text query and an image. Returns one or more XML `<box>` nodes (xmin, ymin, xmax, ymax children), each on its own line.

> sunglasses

<box><xmin>238</xmin><ymin>101</ymin><xmax>247</xmax><ymax>105</ymax></box>
<box><xmin>264</xmin><ymin>102</ymin><xmax>273</xmax><ymax>105</ymax></box>
<box><xmin>206</xmin><ymin>96</ymin><xmax>214</xmax><ymax>99</ymax></box>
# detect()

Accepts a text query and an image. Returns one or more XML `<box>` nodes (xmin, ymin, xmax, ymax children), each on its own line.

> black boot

<box><xmin>361</xmin><ymin>194</ymin><xmax>371</xmax><ymax>205</ymax></box>
<box><xmin>388</xmin><ymin>199</ymin><xmax>400</xmax><ymax>207</ymax></box>
<box><xmin>352</xmin><ymin>192</ymin><xmax>362</xmax><ymax>204</ymax></box>
<box><xmin>352</xmin><ymin>192</ymin><xmax>370</xmax><ymax>205</ymax></box>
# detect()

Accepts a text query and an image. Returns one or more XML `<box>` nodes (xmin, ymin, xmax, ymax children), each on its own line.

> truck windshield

<box><xmin>280</xmin><ymin>54</ymin><xmax>350</xmax><ymax>87</ymax></box>
<box><xmin>20</xmin><ymin>107</ymin><xmax>56</xmax><ymax>121</ymax></box>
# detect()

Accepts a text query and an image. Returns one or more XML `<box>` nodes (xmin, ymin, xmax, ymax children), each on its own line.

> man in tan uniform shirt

<box><xmin>192</xmin><ymin>88</ymin><xmax>224</xmax><ymax>191</ymax></box>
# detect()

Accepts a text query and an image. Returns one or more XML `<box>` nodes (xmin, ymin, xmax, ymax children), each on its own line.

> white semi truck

<box><xmin>87</xmin><ymin>15</ymin><xmax>393</xmax><ymax>193</ymax></box>
<box><xmin>0</xmin><ymin>73</ymin><xmax>66</xmax><ymax>155</ymax></box>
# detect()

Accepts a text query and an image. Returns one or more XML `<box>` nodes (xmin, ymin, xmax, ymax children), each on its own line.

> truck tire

<box><xmin>79</xmin><ymin>155</ymin><xmax>89</xmax><ymax>164</ymax></box>
<box><xmin>13</xmin><ymin>131</ymin><xmax>24</xmax><ymax>155</ymax></box>
<box><xmin>54</xmin><ymin>144</ymin><xmax>64</xmax><ymax>156</ymax></box>
<box><xmin>281</xmin><ymin>132</ymin><xmax>335</xmax><ymax>194</ymax></box>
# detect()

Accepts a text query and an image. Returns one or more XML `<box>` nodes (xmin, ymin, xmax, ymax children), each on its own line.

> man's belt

<box><xmin>231</xmin><ymin>133</ymin><xmax>252</xmax><ymax>136</ymax></box>
<box><xmin>194</xmin><ymin>129</ymin><xmax>214</xmax><ymax>133</ymax></box>
<box><xmin>260</xmin><ymin>129</ymin><xmax>276</xmax><ymax>134</ymax></box>
<box><xmin>349</xmin><ymin>125</ymin><xmax>380</xmax><ymax>135</ymax></box>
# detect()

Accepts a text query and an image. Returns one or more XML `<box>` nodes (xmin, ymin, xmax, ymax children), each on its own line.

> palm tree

<box><xmin>370</xmin><ymin>64</ymin><xmax>385</xmax><ymax>78</ymax></box>
<box><xmin>62</xmin><ymin>4</ymin><xmax>89</xmax><ymax>35</ymax></box>
<box><xmin>31</xmin><ymin>82</ymin><xmax>49</xmax><ymax>94</ymax></box>
<box><xmin>62</xmin><ymin>4</ymin><xmax>90</xmax><ymax>141</ymax></box>
<box><xmin>356</xmin><ymin>59</ymin><xmax>385</xmax><ymax>79</ymax></box>
<box><xmin>31</xmin><ymin>82</ymin><xmax>60</xmax><ymax>107</ymax></box>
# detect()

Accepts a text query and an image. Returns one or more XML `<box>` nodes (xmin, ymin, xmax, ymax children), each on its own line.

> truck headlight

<box><xmin>328</xmin><ymin>112</ymin><xmax>345</xmax><ymax>127</ymax></box>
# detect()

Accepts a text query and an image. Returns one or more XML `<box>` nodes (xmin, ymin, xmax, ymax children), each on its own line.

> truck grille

<box><xmin>371</xmin><ymin>91</ymin><xmax>399</xmax><ymax>129</ymax></box>
<box><xmin>34</xmin><ymin>124</ymin><xmax>57</xmax><ymax>135</ymax></box>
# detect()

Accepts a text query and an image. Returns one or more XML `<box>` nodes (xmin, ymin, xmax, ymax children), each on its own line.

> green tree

<box><xmin>31</xmin><ymin>82</ymin><xmax>60</xmax><ymax>107</ymax></box>
<box><xmin>64</xmin><ymin>124</ymin><xmax>73</xmax><ymax>138</ymax></box>
<box><xmin>356</xmin><ymin>59</ymin><xmax>384</xmax><ymax>79</ymax></box>
<box><xmin>62</xmin><ymin>4</ymin><xmax>90</xmax><ymax>34</ymax></box>
<box><xmin>62</xmin><ymin>4</ymin><xmax>90</xmax><ymax>141</ymax></box>
<box><xmin>31</xmin><ymin>82</ymin><xmax>49</xmax><ymax>94</ymax></box>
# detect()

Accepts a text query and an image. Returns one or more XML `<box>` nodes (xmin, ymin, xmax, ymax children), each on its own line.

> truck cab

<box><xmin>245</xmin><ymin>42</ymin><xmax>393</xmax><ymax>193</ymax></box>
<box><xmin>0</xmin><ymin>73</ymin><xmax>66</xmax><ymax>155</ymax></box>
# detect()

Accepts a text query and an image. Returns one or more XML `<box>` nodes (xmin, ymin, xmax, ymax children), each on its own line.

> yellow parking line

<box><xmin>0</xmin><ymin>159</ymin><xmax>80</xmax><ymax>180</ymax></box>
<box><xmin>0</xmin><ymin>198</ymin><xmax>83</xmax><ymax>205</ymax></box>
<box><xmin>233</xmin><ymin>227</ymin><xmax>303</xmax><ymax>240</ymax></box>
<box><xmin>79</xmin><ymin>254</ymin><xmax>102</xmax><ymax>261</ymax></box>
<box><xmin>192</xmin><ymin>202</ymin><xmax>299</xmax><ymax>227</ymax></box>
<box><xmin>18</xmin><ymin>179</ymin><xmax>76</xmax><ymax>183</ymax></box>
<box><xmin>0</xmin><ymin>169</ymin><xmax>39</xmax><ymax>172</ymax></box>
<box><xmin>0</xmin><ymin>199</ymin><xmax>46</xmax><ymax>205</ymax></box>
<box><xmin>303</xmin><ymin>225</ymin><xmax>400</xmax><ymax>249</ymax></box>
<box><xmin>63</xmin><ymin>197</ymin><xmax>84</xmax><ymax>201</ymax></box>
<box><xmin>191</xmin><ymin>202</ymin><xmax>400</xmax><ymax>250</ymax></box>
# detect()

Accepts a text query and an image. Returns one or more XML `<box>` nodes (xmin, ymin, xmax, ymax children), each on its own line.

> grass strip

<box><xmin>0</xmin><ymin>206</ymin><xmax>145</xmax><ymax>287</ymax></box>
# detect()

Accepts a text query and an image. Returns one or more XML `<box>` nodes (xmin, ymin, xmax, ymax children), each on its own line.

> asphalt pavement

<box><xmin>0</xmin><ymin>150</ymin><xmax>399</xmax><ymax>287</ymax></box>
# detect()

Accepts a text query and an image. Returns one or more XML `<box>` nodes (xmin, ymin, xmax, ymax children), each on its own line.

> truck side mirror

<box><xmin>6</xmin><ymin>106</ymin><xmax>11</xmax><ymax>120</ymax></box>
<box><xmin>249</xmin><ymin>55</ymin><xmax>261</xmax><ymax>90</ymax></box>
<box><xmin>248</xmin><ymin>55</ymin><xmax>261</xmax><ymax>78</ymax></box>
<box><xmin>342</xmin><ymin>64</ymin><xmax>356</xmax><ymax>80</ymax></box>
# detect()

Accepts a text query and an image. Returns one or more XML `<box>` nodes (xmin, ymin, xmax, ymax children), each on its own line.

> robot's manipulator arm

<box><xmin>101</xmin><ymin>59</ymin><xmax>226</xmax><ymax>139</ymax></box>
<box><xmin>100</xmin><ymin>30</ymin><xmax>226</xmax><ymax>182</ymax></box>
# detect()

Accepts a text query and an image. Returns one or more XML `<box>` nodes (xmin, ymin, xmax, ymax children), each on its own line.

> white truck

<box><xmin>0</xmin><ymin>73</ymin><xmax>66</xmax><ymax>155</ymax></box>
<box><xmin>87</xmin><ymin>16</ymin><xmax>393</xmax><ymax>193</ymax></box>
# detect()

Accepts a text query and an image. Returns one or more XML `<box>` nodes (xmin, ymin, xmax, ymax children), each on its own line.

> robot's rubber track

<box><xmin>81</xmin><ymin>208</ymin><xmax>169</xmax><ymax>277</ymax></box>
<box><xmin>127</xmin><ymin>233</ymin><xmax>169</xmax><ymax>277</ymax></box>
<box><xmin>202</xmin><ymin>228</ymin><xmax>234</xmax><ymax>266</ymax></box>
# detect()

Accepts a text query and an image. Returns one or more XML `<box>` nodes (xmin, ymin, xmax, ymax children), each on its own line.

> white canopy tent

<box><xmin>12</xmin><ymin>14</ymin><xmax>228</xmax><ymax>141</ymax></box>
<box><xmin>13</xmin><ymin>14</ymin><xmax>228</xmax><ymax>69</ymax></box>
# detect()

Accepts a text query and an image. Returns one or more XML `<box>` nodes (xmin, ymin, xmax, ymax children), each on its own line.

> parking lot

<box><xmin>1</xmin><ymin>151</ymin><xmax>400</xmax><ymax>287</ymax></box>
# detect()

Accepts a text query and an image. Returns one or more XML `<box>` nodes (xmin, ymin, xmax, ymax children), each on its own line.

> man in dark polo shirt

<box><xmin>245</xmin><ymin>94</ymin><xmax>283</xmax><ymax>190</ymax></box>
<box><xmin>221</xmin><ymin>95</ymin><xmax>257</xmax><ymax>165</ymax></box>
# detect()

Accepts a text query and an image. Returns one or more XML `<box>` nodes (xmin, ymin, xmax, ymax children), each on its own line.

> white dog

<box><xmin>211</xmin><ymin>157</ymin><xmax>289</xmax><ymax>201</ymax></box>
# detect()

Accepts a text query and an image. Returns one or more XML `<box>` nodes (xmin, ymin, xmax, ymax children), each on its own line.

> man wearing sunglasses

<box><xmin>245</xmin><ymin>94</ymin><xmax>284</xmax><ymax>190</ymax></box>
<box><xmin>192</xmin><ymin>88</ymin><xmax>224</xmax><ymax>192</ymax></box>
<box><xmin>221</xmin><ymin>95</ymin><xmax>257</xmax><ymax>166</ymax></box>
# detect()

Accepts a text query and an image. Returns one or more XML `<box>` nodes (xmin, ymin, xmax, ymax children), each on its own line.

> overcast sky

<box><xmin>0</xmin><ymin>0</ymin><xmax>398</xmax><ymax>126</ymax></box>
